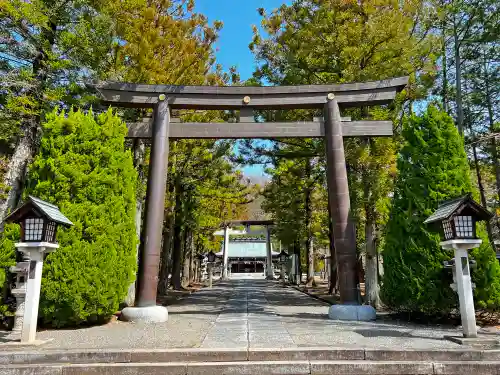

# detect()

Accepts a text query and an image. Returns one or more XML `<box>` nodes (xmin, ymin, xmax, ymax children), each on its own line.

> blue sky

<box><xmin>195</xmin><ymin>1</ymin><xmax>289</xmax><ymax>81</ymax></box>
<box><xmin>195</xmin><ymin>1</ymin><xmax>290</xmax><ymax>177</ymax></box>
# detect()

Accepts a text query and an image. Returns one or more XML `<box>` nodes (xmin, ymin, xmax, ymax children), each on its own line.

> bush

<box><xmin>0</xmin><ymin>223</ymin><xmax>19</xmax><ymax>326</ymax></box>
<box><xmin>26</xmin><ymin>108</ymin><xmax>137</xmax><ymax>327</ymax></box>
<box><xmin>381</xmin><ymin>105</ymin><xmax>500</xmax><ymax>315</ymax></box>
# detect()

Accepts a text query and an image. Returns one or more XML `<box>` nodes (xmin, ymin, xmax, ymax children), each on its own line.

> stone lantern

<box><xmin>4</xmin><ymin>196</ymin><xmax>73</xmax><ymax>343</ymax></box>
<box><xmin>425</xmin><ymin>194</ymin><xmax>492</xmax><ymax>340</ymax></box>
<box><xmin>206</xmin><ymin>251</ymin><xmax>216</xmax><ymax>288</ymax></box>
<box><xmin>278</xmin><ymin>250</ymin><xmax>289</xmax><ymax>285</ymax></box>
<box><xmin>7</xmin><ymin>261</ymin><xmax>29</xmax><ymax>339</ymax></box>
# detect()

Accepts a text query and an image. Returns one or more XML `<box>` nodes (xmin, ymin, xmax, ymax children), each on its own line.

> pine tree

<box><xmin>0</xmin><ymin>0</ymin><xmax>117</xmax><ymax>220</ymax></box>
<box><xmin>382</xmin><ymin>105</ymin><xmax>500</xmax><ymax>315</ymax></box>
<box><xmin>24</xmin><ymin>109</ymin><xmax>137</xmax><ymax>327</ymax></box>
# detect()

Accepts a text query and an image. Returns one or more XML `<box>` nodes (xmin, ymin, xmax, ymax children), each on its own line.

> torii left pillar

<box><xmin>121</xmin><ymin>95</ymin><xmax>170</xmax><ymax>323</ymax></box>
<box><xmin>324</xmin><ymin>94</ymin><xmax>375</xmax><ymax>321</ymax></box>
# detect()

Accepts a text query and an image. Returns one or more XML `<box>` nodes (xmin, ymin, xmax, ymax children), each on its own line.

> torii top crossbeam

<box><xmin>96</xmin><ymin>77</ymin><xmax>408</xmax><ymax>110</ymax></box>
<box><xmin>96</xmin><ymin>77</ymin><xmax>408</xmax><ymax>139</ymax></box>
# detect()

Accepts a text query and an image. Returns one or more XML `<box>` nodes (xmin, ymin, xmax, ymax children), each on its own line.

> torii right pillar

<box><xmin>324</xmin><ymin>94</ymin><xmax>376</xmax><ymax>321</ymax></box>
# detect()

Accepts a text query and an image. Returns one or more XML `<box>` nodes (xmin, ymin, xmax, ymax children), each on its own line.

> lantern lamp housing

<box><xmin>207</xmin><ymin>251</ymin><xmax>216</xmax><ymax>263</ymax></box>
<box><xmin>3</xmin><ymin>196</ymin><xmax>73</xmax><ymax>244</ymax></box>
<box><xmin>424</xmin><ymin>194</ymin><xmax>492</xmax><ymax>241</ymax></box>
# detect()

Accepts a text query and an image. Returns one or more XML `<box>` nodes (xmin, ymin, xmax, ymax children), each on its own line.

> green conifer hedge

<box><xmin>25</xmin><ymin>109</ymin><xmax>137</xmax><ymax>327</ymax></box>
<box><xmin>381</xmin><ymin>105</ymin><xmax>500</xmax><ymax>315</ymax></box>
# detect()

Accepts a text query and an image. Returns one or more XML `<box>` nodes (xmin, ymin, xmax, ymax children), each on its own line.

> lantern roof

<box><xmin>4</xmin><ymin>196</ymin><xmax>73</xmax><ymax>227</ymax></box>
<box><xmin>424</xmin><ymin>194</ymin><xmax>492</xmax><ymax>225</ymax></box>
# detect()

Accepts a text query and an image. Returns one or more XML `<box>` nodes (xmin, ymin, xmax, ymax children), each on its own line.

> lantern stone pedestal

<box><xmin>8</xmin><ymin>261</ymin><xmax>29</xmax><ymax>339</ymax></box>
<box><xmin>15</xmin><ymin>242</ymin><xmax>59</xmax><ymax>343</ymax></box>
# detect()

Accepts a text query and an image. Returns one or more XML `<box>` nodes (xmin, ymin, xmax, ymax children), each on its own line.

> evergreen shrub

<box><xmin>26</xmin><ymin>108</ymin><xmax>137</xmax><ymax>327</ymax></box>
<box><xmin>381</xmin><ymin>105</ymin><xmax>500</xmax><ymax>315</ymax></box>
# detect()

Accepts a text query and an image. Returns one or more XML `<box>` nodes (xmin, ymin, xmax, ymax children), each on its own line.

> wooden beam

<box><xmin>126</xmin><ymin>120</ymin><xmax>393</xmax><ymax>139</ymax></box>
<box><xmin>95</xmin><ymin>77</ymin><xmax>409</xmax><ymax>109</ymax></box>
<box><xmin>99</xmin><ymin>76</ymin><xmax>408</xmax><ymax>95</ymax></box>
<box><xmin>99</xmin><ymin>87</ymin><xmax>400</xmax><ymax>109</ymax></box>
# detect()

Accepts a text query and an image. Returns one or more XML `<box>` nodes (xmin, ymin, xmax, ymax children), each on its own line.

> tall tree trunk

<box><xmin>0</xmin><ymin>132</ymin><xmax>33</xmax><ymax>225</ymax></box>
<box><xmin>170</xmin><ymin>181</ymin><xmax>183</xmax><ymax>290</ymax></box>
<box><xmin>304</xmin><ymin>158</ymin><xmax>315</xmax><ymax>287</ymax></box>
<box><xmin>157</xmin><ymin>205</ymin><xmax>174</xmax><ymax>295</ymax></box>
<box><xmin>294</xmin><ymin>240</ymin><xmax>301</xmax><ymax>285</ymax></box>
<box><xmin>441</xmin><ymin>19</ymin><xmax>448</xmax><ymax>113</ymax></box>
<box><xmin>0</xmin><ymin>21</ymin><xmax>57</xmax><ymax>225</ymax></box>
<box><xmin>190</xmin><ymin>246</ymin><xmax>196</xmax><ymax>284</ymax></box>
<box><xmin>125</xmin><ymin>140</ymin><xmax>145</xmax><ymax>305</ymax></box>
<box><xmin>364</xmin><ymin>213</ymin><xmax>380</xmax><ymax>308</ymax></box>
<box><xmin>328</xmin><ymin>217</ymin><xmax>338</xmax><ymax>295</ymax></box>
<box><xmin>361</xmin><ymin>138</ymin><xmax>380</xmax><ymax>307</ymax></box>
<box><xmin>472</xmin><ymin>143</ymin><xmax>494</xmax><ymax>244</ymax></box>
<box><xmin>182</xmin><ymin>230</ymin><xmax>192</xmax><ymax>287</ymax></box>
<box><xmin>483</xmin><ymin>52</ymin><xmax>500</xmax><ymax>231</ymax></box>
<box><xmin>453</xmin><ymin>19</ymin><xmax>464</xmax><ymax>135</ymax></box>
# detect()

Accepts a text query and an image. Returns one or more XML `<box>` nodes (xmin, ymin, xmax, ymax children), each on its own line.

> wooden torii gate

<box><xmin>96</xmin><ymin>77</ymin><xmax>408</xmax><ymax>322</ymax></box>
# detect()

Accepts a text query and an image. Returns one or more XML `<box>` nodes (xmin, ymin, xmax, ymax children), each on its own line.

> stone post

<box><xmin>208</xmin><ymin>263</ymin><xmax>213</xmax><ymax>288</ymax></box>
<box><xmin>222</xmin><ymin>226</ymin><xmax>229</xmax><ymax>280</ymax></box>
<box><xmin>265</xmin><ymin>226</ymin><xmax>273</xmax><ymax>280</ymax></box>
<box><xmin>281</xmin><ymin>263</ymin><xmax>286</xmax><ymax>287</ymax></box>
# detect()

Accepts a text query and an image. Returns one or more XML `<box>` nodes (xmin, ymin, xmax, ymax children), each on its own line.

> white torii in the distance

<box><xmin>213</xmin><ymin>220</ymin><xmax>274</xmax><ymax>280</ymax></box>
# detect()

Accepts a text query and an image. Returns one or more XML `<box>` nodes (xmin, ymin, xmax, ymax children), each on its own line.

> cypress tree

<box><xmin>26</xmin><ymin>109</ymin><xmax>137</xmax><ymax>327</ymax></box>
<box><xmin>382</xmin><ymin>105</ymin><xmax>500</xmax><ymax>315</ymax></box>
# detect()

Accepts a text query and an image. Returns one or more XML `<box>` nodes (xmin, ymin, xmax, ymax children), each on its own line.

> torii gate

<box><xmin>96</xmin><ymin>76</ymin><xmax>408</xmax><ymax>322</ymax></box>
<box><xmin>213</xmin><ymin>220</ymin><xmax>275</xmax><ymax>280</ymax></box>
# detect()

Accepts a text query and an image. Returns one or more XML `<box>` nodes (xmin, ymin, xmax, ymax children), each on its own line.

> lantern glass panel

<box><xmin>454</xmin><ymin>215</ymin><xmax>473</xmax><ymax>238</ymax></box>
<box><xmin>442</xmin><ymin>220</ymin><xmax>453</xmax><ymax>240</ymax></box>
<box><xmin>25</xmin><ymin>217</ymin><xmax>44</xmax><ymax>241</ymax></box>
<box><xmin>45</xmin><ymin>221</ymin><xmax>56</xmax><ymax>242</ymax></box>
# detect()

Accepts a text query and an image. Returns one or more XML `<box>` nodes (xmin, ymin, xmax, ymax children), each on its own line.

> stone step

<box><xmin>1</xmin><ymin>347</ymin><xmax>500</xmax><ymax>365</ymax></box>
<box><xmin>1</xmin><ymin>360</ymin><xmax>500</xmax><ymax>375</ymax></box>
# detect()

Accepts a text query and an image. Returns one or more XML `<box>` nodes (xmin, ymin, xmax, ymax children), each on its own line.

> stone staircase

<box><xmin>1</xmin><ymin>347</ymin><xmax>499</xmax><ymax>374</ymax></box>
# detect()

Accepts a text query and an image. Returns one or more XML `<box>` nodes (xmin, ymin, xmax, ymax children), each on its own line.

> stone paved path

<box><xmin>16</xmin><ymin>277</ymin><xmax>467</xmax><ymax>349</ymax></box>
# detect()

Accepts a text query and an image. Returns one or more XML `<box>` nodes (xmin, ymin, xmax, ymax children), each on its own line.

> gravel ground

<box><xmin>0</xmin><ymin>277</ymin><xmax>476</xmax><ymax>350</ymax></box>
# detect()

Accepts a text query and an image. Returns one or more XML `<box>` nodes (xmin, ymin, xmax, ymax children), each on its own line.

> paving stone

<box><xmin>129</xmin><ymin>348</ymin><xmax>248</xmax><ymax>362</ymax></box>
<box><xmin>0</xmin><ymin>365</ymin><xmax>63</xmax><ymax>375</ymax></box>
<box><xmin>433</xmin><ymin>361</ymin><xmax>500</xmax><ymax>375</ymax></box>
<box><xmin>365</xmin><ymin>349</ymin><xmax>483</xmax><ymax>361</ymax></box>
<box><xmin>310</xmin><ymin>360</ymin><xmax>434</xmax><ymax>374</ymax></box>
<box><xmin>62</xmin><ymin>363</ymin><xmax>187</xmax><ymax>375</ymax></box>
<box><xmin>187</xmin><ymin>361</ymin><xmax>310</xmax><ymax>375</ymax></box>
<box><xmin>8</xmin><ymin>277</ymin><xmax>472</xmax><ymax>350</ymax></box>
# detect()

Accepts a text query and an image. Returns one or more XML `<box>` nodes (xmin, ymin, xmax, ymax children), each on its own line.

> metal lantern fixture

<box><xmin>424</xmin><ymin>194</ymin><xmax>492</xmax><ymax>241</ymax></box>
<box><xmin>207</xmin><ymin>250</ymin><xmax>216</xmax><ymax>263</ymax></box>
<box><xmin>4</xmin><ymin>196</ymin><xmax>73</xmax><ymax>243</ymax></box>
<box><xmin>279</xmin><ymin>250</ymin><xmax>289</xmax><ymax>264</ymax></box>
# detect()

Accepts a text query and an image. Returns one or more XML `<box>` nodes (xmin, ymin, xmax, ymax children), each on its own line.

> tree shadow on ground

<box><xmin>354</xmin><ymin>328</ymin><xmax>450</xmax><ymax>342</ymax></box>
